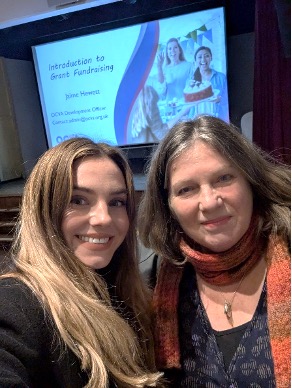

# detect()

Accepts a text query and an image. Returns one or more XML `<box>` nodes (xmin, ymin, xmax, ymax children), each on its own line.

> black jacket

<box><xmin>0</xmin><ymin>278</ymin><xmax>87</xmax><ymax>387</ymax></box>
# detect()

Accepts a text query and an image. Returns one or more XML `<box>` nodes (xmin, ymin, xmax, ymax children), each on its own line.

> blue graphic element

<box><xmin>114</xmin><ymin>21</ymin><xmax>159</xmax><ymax>144</ymax></box>
<box><xmin>198</xmin><ymin>29</ymin><xmax>213</xmax><ymax>45</ymax></box>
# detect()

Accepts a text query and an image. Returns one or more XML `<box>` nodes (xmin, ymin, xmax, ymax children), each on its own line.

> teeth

<box><xmin>79</xmin><ymin>236</ymin><xmax>109</xmax><ymax>244</ymax></box>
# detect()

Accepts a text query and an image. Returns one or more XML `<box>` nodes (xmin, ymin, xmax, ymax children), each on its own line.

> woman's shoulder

<box><xmin>211</xmin><ymin>68</ymin><xmax>226</xmax><ymax>80</ymax></box>
<box><xmin>164</xmin><ymin>61</ymin><xmax>191</xmax><ymax>72</ymax></box>
<box><xmin>0</xmin><ymin>276</ymin><xmax>46</xmax><ymax>325</ymax></box>
<box><xmin>179</xmin><ymin>60</ymin><xmax>192</xmax><ymax>71</ymax></box>
<box><xmin>0</xmin><ymin>276</ymin><xmax>37</xmax><ymax>299</ymax></box>
<box><xmin>0</xmin><ymin>278</ymin><xmax>85</xmax><ymax>387</ymax></box>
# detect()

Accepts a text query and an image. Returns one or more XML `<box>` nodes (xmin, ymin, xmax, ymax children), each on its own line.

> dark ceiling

<box><xmin>0</xmin><ymin>0</ymin><xmax>256</xmax><ymax>61</ymax></box>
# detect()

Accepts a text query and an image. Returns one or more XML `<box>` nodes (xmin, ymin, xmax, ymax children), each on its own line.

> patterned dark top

<box><xmin>177</xmin><ymin>263</ymin><xmax>276</xmax><ymax>387</ymax></box>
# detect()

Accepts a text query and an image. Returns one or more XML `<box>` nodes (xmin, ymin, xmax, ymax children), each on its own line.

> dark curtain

<box><xmin>253</xmin><ymin>0</ymin><xmax>291</xmax><ymax>163</ymax></box>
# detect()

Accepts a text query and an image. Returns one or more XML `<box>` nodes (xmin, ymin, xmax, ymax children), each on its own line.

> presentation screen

<box><xmin>32</xmin><ymin>6</ymin><xmax>228</xmax><ymax>148</ymax></box>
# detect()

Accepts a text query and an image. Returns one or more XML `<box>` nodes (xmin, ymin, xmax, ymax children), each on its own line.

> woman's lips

<box><xmin>201</xmin><ymin>216</ymin><xmax>231</xmax><ymax>227</ymax></box>
<box><xmin>77</xmin><ymin>235</ymin><xmax>112</xmax><ymax>244</ymax></box>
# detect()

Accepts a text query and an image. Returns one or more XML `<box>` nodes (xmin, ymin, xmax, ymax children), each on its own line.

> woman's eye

<box><xmin>110</xmin><ymin>199</ymin><xmax>127</xmax><ymax>207</ymax></box>
<box><xmin>70</xmin><ymin>196</ymin><xmax>87</xmax><ymax>205</ymax></box>
<box><xmin>177</xmin><ymin>186</ymin><xmax>194</xmax><ymax>195</ymax></box>
<box><xmin>218</xmin><ymin>174</ymin><xmax>233</xmax><ymax>183</ymax></box>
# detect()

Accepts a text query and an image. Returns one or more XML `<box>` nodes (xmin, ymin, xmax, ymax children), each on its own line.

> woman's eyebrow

<box><xmin>72</xmin><ymin>185</ymin><xmax>94</xmax><ymax>194</ymax></box>
<box><xmin>72</xmin><ymin>185</ymin><xmax>128</xmax><ymax>195</ymax></box>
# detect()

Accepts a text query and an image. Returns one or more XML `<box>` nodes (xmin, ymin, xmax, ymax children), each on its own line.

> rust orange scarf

<box><xmin>153</xmin><ymin>235</ymin><xmax>291</xmax><ymax>387</ymax></box>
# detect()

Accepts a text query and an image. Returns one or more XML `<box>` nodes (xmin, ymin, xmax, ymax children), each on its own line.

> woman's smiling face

<box><xmin>195</xmin><ymin>49</ymin><xmax>212</xmax><ymax>72</ymax></box>
<box><xmin>167</xmin><ymin>41</ymin><xmax>180</xmax><ymax>63</ymax></box>
<box><xmin>168</xmin><ymin>141</ymin><xmax>253</xmax><ymax>252</ymax></box>
<box><xmin>61</xmin><ymin>156</ymin><xmax>129</xmax><ymax>269</ymax></box>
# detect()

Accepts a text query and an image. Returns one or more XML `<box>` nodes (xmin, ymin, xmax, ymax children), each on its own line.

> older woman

<box><xmin>0</xmin><ymin>138</ymin><xmax>163</xmax><ymax>387</ymax></box>
<box><xmin>138</xmin><ymin>116</ymin><xmax>290</xmax><ymax>386</ymax></box>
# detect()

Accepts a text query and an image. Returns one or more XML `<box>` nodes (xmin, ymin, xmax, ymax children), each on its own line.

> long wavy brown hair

<box><xmin>2</xmin><ymin>137</ymin><xmax>163</xmax><ymax>387</ymax></box>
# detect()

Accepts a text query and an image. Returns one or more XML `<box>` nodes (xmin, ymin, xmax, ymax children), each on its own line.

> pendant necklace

<box><xmin>217</xmin><ymin>273</ymin><xmax>246</xmax><ymax>325</ymax></box>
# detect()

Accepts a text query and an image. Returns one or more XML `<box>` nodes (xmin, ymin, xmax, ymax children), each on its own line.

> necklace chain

<box><xmin>217</xmin><ymin>274</ymin><xmax>246</xmax><ymax>324</ymax></box>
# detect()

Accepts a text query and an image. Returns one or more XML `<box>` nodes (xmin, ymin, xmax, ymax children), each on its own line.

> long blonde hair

<box><xmin>2</xmin><ymin>138</ymin><xmax>162</xmax><ymax>387</ymax></box>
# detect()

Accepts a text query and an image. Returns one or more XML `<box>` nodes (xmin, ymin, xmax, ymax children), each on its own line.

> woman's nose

<box><xmin>89</xmin><ymin>203</ymin><xmax>111</xmax><ymax>225</ymax></box>
<box><xmin>198</xmin><ymin>186</ymin><xmax>221</xmax><ymax>211</ymax></box>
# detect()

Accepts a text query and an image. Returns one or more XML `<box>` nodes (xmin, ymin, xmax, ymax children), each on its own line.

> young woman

<box><xmin>0</xmin><ymin>138</ymin><xmax>163</xmax><ymax>387</ymax></box>
<box><xmin>156</xmin><ymin>38</ymin><xmax>192</xmax><ymax>102</ymax></box>
<box><xmin>138</xmin><ymin>116</ymin><xmax>290</xmax><ymax>386</ymax></box>
<box><xmin>188</xmin><ymin>46</ymin><xmax>228</xmax><ymax>121</ymax></box>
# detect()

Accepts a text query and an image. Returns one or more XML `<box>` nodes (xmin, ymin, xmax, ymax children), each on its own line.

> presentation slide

<box><xmin>32</xmin><ymin>7</ymin><xmax>228</xmax><ymax>148</ymax></box>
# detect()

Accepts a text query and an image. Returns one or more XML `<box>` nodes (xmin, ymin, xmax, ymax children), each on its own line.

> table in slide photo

<box><xmin>158</xmin><ymin>89</ymin><xmax>220</xmax><ymax>122</ymax></box>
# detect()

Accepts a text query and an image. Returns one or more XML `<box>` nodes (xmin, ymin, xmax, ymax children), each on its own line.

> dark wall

<box><xmin>228</xmin><ymin>32</ymin><xmax>255</xmax><ymax>125</ymax></box>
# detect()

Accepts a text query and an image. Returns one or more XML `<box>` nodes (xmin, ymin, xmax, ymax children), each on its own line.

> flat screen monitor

<box><xmin>32</xmin><ymin>6</ymin><xmax>229</xmax><ymax>148</ymax></box>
